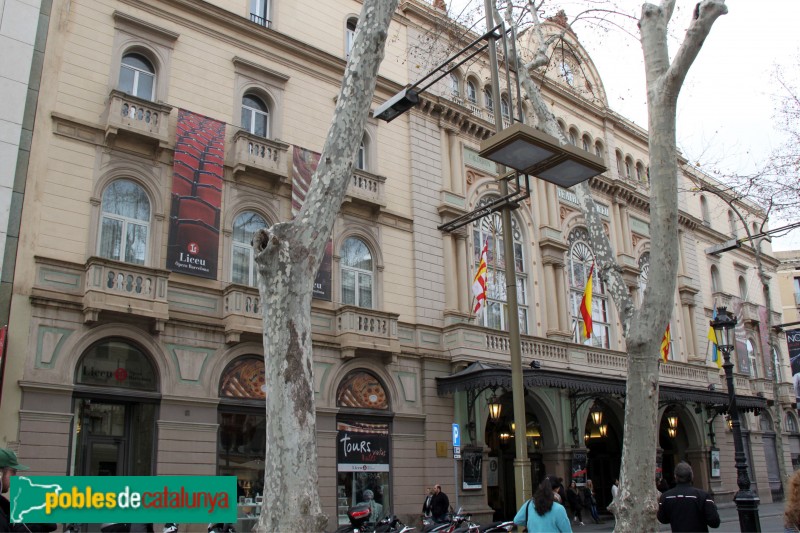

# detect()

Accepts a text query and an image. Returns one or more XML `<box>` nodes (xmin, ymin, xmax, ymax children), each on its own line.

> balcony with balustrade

<box><xmin>83</xmin><ymin>257</ymin><xmax>170</xmax><ymax>330</ymax></box>
<box><xmin>344</xmin><ymin>169</ymin><xmax>386</xmax><ymax>212</ymax></box>
<box><xmin>229</xmin><ymin>130</ymin><xmax>290</xmax><ymax>187</ymax></box>
<box><xmin>104</xmin><ymin>90</ymin><xmax>172</xmax><ymax>149</ymax></box>
<box><xmin>222</xmin><ymin>284</ymin><xmax>263</xmax><ymax>344</ymax></box>
<box><xmin>336</xmin><ymin>305</ymin><xmax>399</xmax><ymax>361</ymax></box>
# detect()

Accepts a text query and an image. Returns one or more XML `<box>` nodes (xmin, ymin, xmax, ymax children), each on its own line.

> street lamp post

<box><xmin>711</xmin><ymin>306</ymin><xmax>761</xmax><ymax>532</ymax></box>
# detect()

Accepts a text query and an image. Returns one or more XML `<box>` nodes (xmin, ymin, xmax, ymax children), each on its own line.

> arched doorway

<box><xmin>217</xmin><ymin>356</ymin><xmax>267</xmax><ymax>531</ymax></box>
<box><xmin>72</xmin><ymin>338</ymin><xmax>159</xmax><ymax>478</ymax></box>
<box><xmin>483</xmin><ymin>391</ymin><xmax>549</xmax><ymax>521</ymax></box>
<box><xmin>584</xmin><ymin>401</ymin><xmax>622</xmax><ymax>513</ymax></box>
<box><xmin>335</xmin><ymin>370</ymin><xmax>393</xmax><ymax>526</ymax></box>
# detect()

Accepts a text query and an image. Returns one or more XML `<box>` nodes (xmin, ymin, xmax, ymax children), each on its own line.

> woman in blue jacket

<box><xmin>513</xmin><ymin>478</ymin><xmax>573</xmax><ymax>533</ymax></box>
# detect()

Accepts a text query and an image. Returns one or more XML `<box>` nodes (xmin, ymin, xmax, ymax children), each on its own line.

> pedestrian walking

<box><xmin>430</xmin><ymin>483</ymin><xmax>450</xmax><ymax>523</ymax></box>
<box><xmin>0</xmin><ymin>448</ymin><xmax>57</xmax><ymax>532</ymax></box>
<box><xmin>422</xmin><ymin>486</ymin><xmax>433</xmax><ymax>517</ymax></box>
<box><xmin>583</xmin><ymin>479</ymin><xmax>601</xmax><ymax>524</ymax></box>
<box><xmin>657</xmin><ymin>462</ymin><xmax>720</xmax><ymax>532</ymax></box>
<box><xmin>567</xmin><ymin>480</ymin><xmax>584</xmax><ymax>526</ymax></box>
<box><xmin>513</xmin><ymin>478</ymin><xmax>572</xmax><ymax>533</ymax></box>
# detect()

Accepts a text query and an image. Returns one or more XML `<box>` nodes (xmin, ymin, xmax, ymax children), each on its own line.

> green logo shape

<box><xmin>10</xmin><ymin>476</ymin><xmax>237</xmax><ymax>523</ymax></box>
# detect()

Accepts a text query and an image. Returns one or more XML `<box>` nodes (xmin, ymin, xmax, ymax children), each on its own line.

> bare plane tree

<box><xmin>494</xmin><ymin>1</ymin><xmax>727</xmax><ymax>530</ymax></box>
<box><xmin>250</xmin><ymin>1</ymin><xmax>398</xmax><ymax>531</ymax></box>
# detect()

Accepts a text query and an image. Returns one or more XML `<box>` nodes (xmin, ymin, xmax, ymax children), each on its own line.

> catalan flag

<box><xmin>708</xmin><ymin>307</ymin><xmax>721</xmax><ymax>368</ymax></box>
<box><xmin>472</xmin><ymin>238</ymin><xmax>489</xmax><ymax>313</ymax></box>
<box><xmin>661</xmin><ymin>323</ymin><xmax>671</xmax><ymax>362</ymax></box>
<box><xmin>579</xmin><ymin>263</ymin><xmax>594</xmax><ymax>339</ymax></box>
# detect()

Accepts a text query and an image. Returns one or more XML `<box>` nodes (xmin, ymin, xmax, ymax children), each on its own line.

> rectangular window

<box><xmin>232</xmin><ymin>246</ymin><xmax>250</xmax><ymax>285</ymax></box>
<box><xmin>249</xmin><ymin>0</ymin><xmax>270</xmax><ymax>26</ymax></box>
<box><xmin>342</xmin><ymin>270</ymin><xmax>356</xmax><ymax>305</ymax></box>
<box><xmin>100</xmin><ymin>217</ymin><xmax>123</xmax><ymax>261</ymax></box>
<box><xmin>125</xmin><ymin>223</ymin><xmax>148</xmax><ymax>265</ymax></box>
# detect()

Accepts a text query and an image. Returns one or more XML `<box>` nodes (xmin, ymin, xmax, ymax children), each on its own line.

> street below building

<box><xmin>571</xmin><ymin>501</ymin><xmax>786</xmax><ymax>532</ymax></box>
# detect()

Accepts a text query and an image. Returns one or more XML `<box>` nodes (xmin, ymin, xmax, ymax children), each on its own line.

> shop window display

<box><xmin>335</xmin><ymin>371</ymin><xmax>392</xmax><ymax>526</ymax></box>
<box><xmin>218</xmin><ymin>357</ymin><xmax>267</xmax><ymax>531</ymax></box>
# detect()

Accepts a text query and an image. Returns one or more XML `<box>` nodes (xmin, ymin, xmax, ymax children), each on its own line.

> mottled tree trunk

<box><xmin>502</xmin><ymin>1</ymin><xmax>726</xmax><ymax>531</ymax></box>
<box><xmin>250</xmin><ymin>1</ymin><xmax>398</xmax><ymax>531</ymax></box>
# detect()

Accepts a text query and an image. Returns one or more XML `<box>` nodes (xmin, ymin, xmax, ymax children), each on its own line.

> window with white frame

<box><xmin>466</xmin><ymin>80</ymin><xmax>477</xmax><ymax>104</ymax></box>
<box><xmin>449</xmin><ymin>73</ymin><xmax>460</xmax><ymax>96</ymax></box>
<box><xmin>249</xmin><ymin>0</ymin><xmax>270</xmax><ymax>27</ymax></box>
<box><xmin>98</xmin><ymin>180</ymin><xmax>151</xmax><ymax>265</ymax></box>
<box><xmin>568</xmin><ymin>228</ymin><xmax>610</xmax><ymax>348</ymax></box>
<box><xmin>484</xmin><ymin>87</ymin><xmax>493</xmax><ymax>110</ymax></box>
<box><xmin>786</xmin><ymin>412</ymin><xmax>798</xmax><ymax>434</ymax></box>
<box><xmin>355</xmin><ymin>137</ymin><xmax>366</xmax><ymax>170</ymax></box>
<box><xmin>700</xmin><ymin>195</ymin><xmax>710</xmax><ymax>224</ymax></box>
<box><xmin>500</xmin><ymin>96</ymin><xmax>510</xmax><ymax>118</ymax></box>
<box><xmin>119</xmin><ymin>53</ymin><xmax>155</xmax><ymax>101</ymax></box>
<box><xmin>739</xmin><ymin>275</ymin><xmax>748</xmax><ymax>300</ymax></box>
<box><xmin>341</xmin><ymin>237</ymin><xmax>373</xmax><ymax>308</ymax></box>
<box><xmin>471</xmin><ymin>196</ymin><xmax>528</xmax><ymax>334</ymax></box>
<box><xmin>242</xmin><ymin>93</ymin><xmax>269</xmax><ymax>138</ymax></box>
<box><xmin>346</xmin><ymin>17</ymin><xmax>358</xmax><ymax>57</ymax></box>
<box><xmin>746</xmin><ymin>338</ymin><xmax>759</xmax><ymax>378</ymax></box>
<box><xmin>710</xmin><ymin>265</ymin><xmax>721</xmax><ymax>293</ymax></box>
<box><xmin>232</xmin><ymin>211</ymin><xmax>267</xmax><ymax>286</ymax></box>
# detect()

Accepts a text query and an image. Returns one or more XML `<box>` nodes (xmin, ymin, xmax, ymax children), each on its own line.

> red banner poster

<box><xmin>167</xmin><ymin>109</ymin><xmax>225</xmax><ymax>279</ymax></box>
<box><xmin>292</xmin><ymin>146</ymin><xmax>332</xmax><ymax>301</ymax></box>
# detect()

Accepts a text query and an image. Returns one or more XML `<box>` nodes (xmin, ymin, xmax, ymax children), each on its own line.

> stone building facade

<box><xmin>0</xmin><ymin>0</ymin><xmax>796</xmax><ymax>530</ymax></box>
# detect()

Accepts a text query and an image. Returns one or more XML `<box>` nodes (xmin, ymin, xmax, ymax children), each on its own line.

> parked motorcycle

<box><xmin>207</xmin><ymin>524</ymin><xmax>236</xmax><ymax>533</ymax></box>
<box><xmin>472</xmin><ymin>521</ymin><xmax>514</xmax><ymax>532</ymax></box>
<box><xmin>421</xmin><ymin>509</ymin><xmax>478</xmax><ymax>533</ymax></box>
<box><xmin>334</xmin><ymin>501</ymin><xmax>414</xmax><ymax>533</ymax></box>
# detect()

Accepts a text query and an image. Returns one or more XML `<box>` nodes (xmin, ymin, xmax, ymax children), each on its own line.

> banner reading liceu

<box><xmin>166</xmin><ymin>109</ymin><xmax>225</xmax><ymax>279</ymax></box>
<box><xmin>9</xmin><ymin>476</ymin><xmax>236</xmax><ymax>524</ymax></box>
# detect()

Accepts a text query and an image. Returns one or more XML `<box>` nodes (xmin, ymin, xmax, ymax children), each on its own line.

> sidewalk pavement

<box><xmin>574</xmin><ymin>501</ymin><xmax>786</xmax><ymax>532</ymax></box>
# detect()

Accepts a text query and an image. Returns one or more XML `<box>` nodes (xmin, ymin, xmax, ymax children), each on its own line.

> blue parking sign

<box><xmin>452</xmin><ymin>423</ymin><xmax>460</xmax><ymax>447</ymax></box>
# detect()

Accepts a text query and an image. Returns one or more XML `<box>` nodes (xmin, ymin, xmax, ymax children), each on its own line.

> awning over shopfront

<box><xmin>435</xmin><ymin>361</ymin><xmax>768</xmax><ymax>411</ymax></box>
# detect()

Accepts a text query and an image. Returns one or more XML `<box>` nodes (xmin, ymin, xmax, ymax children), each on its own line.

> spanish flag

<box><xmin>660</xmin><ymin>323</ymin><xmax>671</xmax><ymax>362</ymax></box>
<box><xmin>708</xmin><ymin>308</ymin><xmax>721</xmax><ymax>368</ymax></box>
<box><xmin>579</xmin><ymin>264</ymin><xmax>594</xmax><ymax>339</ymax></box>
<box><xmin>472</xmin><ymin>238</ymin><xmax>489</xmax><ymax>313</ymax></box>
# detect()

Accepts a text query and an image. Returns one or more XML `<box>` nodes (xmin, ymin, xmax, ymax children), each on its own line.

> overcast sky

<box><xmin>447</xmin><ymin>0</ymin><xmax>800</xmax><ymax>250</ymax></box>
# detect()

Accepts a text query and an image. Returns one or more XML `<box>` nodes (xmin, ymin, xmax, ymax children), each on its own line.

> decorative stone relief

<box><xmin>35</xmin><ymin>327</ymin><xmax>74</xmax><ymax>368</ymax></box>
<box><xmin>166</xmin><ymin>344</ymin><xmax>212</xmax><ymax>382</ymax></box>
<box><xmin>396</xmin><ymin>372</ymin><xmax>418</xmax><ymax>403</ymax></box>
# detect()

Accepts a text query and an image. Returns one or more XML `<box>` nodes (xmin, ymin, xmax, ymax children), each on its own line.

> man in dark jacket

<box><xmin>430</xmin><ymin>484</ymin><xmax>450</xmax><ymax>522</ymax></box>
<box><xmin>0</xmin><ymin>448</ymin><xmax>57</xmax><ymax>532</ymax></box>
<box><xmin>657</xmin><ymin>462</ymin><xmax>721</xmax><ymax>532</ymax></box>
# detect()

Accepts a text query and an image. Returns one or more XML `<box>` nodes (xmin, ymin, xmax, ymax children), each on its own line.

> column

<box><xmin>537</xmin><ymin>180</ymin><xmax>550</xmax><ymax>227</ymax></box>
<box><xmin>547</xmin><ymin>184</ymin><xmax>559</xmax><ymax>228</ymax></box>
<box><xmin>555</xmin><ymin>264</ymin><xmax>569</xmax><ymax>332</ymax></box>
<box><xmin>456</xmin><ymin>234</ymin><xmax>469</xmax><ymax>313</ymax></box>
<box><xmin>611</xmin><ymin>201</ymin><xmax>624</xmax><ymax>253</ymax></box>
<box><xmin>619</xmin><ymin>207</ymin><xmax>632</xmax><ymax>255</ymax></box>
<box><xmin>543</xmin><ymin>263</ymin><xmax>557</xmax><ymax>333</ymax></box>
<box><xmin>440</xmin><ymin>128</ymin><xmax>453</xmax><ymax>191</ymax></box>
<box><xmin>443</xmin><ymin>233</ymin><xmax>458</xmax><ymax>311</ymax></box>
<box><xmin>449</xmin><ymin>130</ymin><xmax>463</xmax><ymax>196</ymax></box>
<box><xmin>683</xmin><ymin>304</ymin><xmax>699</xmax><ymax>360</ymax></box>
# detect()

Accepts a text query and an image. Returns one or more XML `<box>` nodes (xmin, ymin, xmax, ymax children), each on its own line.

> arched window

<box><xmin>98</xmin><ymin>179</ymin><xmax>151</xmax><ymax>265</ymax></box>
<box><xmin>472</xmin><ymin>196</ymin><xmax>529</xmax><ymax>334</ymax></box>
<box><xmin>582</xmin><ymin>135</ymin><xmax>591</xmax><ymax>152</ymax></box>
<box><xmin>449</xmin><ymin>73</ymin><xmax>460</xmax><ymax>96</ymax></box>
<box><xmin>483</xmin><ymin>87</ymin><xmax>493</xmax><ymax>110</ymax></box>
<box><xmin>249</xmin><ymin>0</ymin><xmax>270</xmax><ymax>26</ymax></box>
<box><xmin>746</xmin><ymin>338</ymin><xmax>759</xmax><ymax>378</ymax></box>
<box><xmin>625</xmin><ymin>157</ymin><xmax>633</xmax><ymax>179</ymax></box>
<box><xmin>786</xmin><ymin>412</ymin><xmax>798</xmax><ymax>434</ymax></box>
<box><xmin>341</xmin><ymin>237</ymin><xmax>373</xmax><ymax>308</ymax></box>
<box><xmin>636</xmin><ymin>162</ymin><xmax>645</xmax><ymax>182</ymax></box>
<box><xmin>355</xmin><ymin>137</ymin><xmax>366</xmax><ymax>170</ymax></box>
<box><xmin>700</xmin><ymin>195</ymin><xmax>710</xmax><ymax>224</ymax></box>
<box><xmin>500</xmin><ymin>95</ymin><xmax>510</xmax><ymax>118</ymax></box>
<box><xmin>637</xmin><ymin>252</ymin><xmax>650</xmax><ymax>306</ymax></box>
<box><xmin>728</xmin><ymin>210</ymin><xmax>738</xmax><ymax>237</ymax></box>
<box><xmin>76</xmin><ymin>339</ymin><xmax>157</xmax><ymax>391</ymax></box>
<box><xmin>466</xmin><ymin>80</ymin><xmax>477</xmax><ymax>104</ymax></box>
<box><xmin>710</xmin><ymin>265</ymin><xmax>721</xmax><ymax>293</ymax></box>
<box><xmin>119</xmin><ymin>53</ymin><xmax>155</xmax><ymax>101</ymax></box>
<box><xmin>242</xmin><ymin>93</ymin><xmax>269</xmax><ymax>138</ymax></box>
<box><xmin>232</xmin><ymin>211</ymin><xmax>267</xmax><ymax>286</ymax></box>
<box><xmin>568</xmin><ymin>228</ymin><xmax>610</xmax><ymax>348</ymax></box>
<box><xmin>739</xmin><ymin>275</ymin><xmax>748</xmax><ymax>300</ymax></box>
<box><xmin>615</xmin><ymin>151</ymin><xmax>623</xmax><ymax>176</ymax></box>
<box><xmin>594</xmin><ymin>141</ymin><xmax>604</xmax><ymax>160</ymax></box>
<box><xmin>346</xmin><ymin>17</ymin><xmax>358</xmax><ymax>57</ymax></box>
<box><xmin>568</xmin><ymin>129</ymin><xmax>578</xmax><ymax>146</ymax></box>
